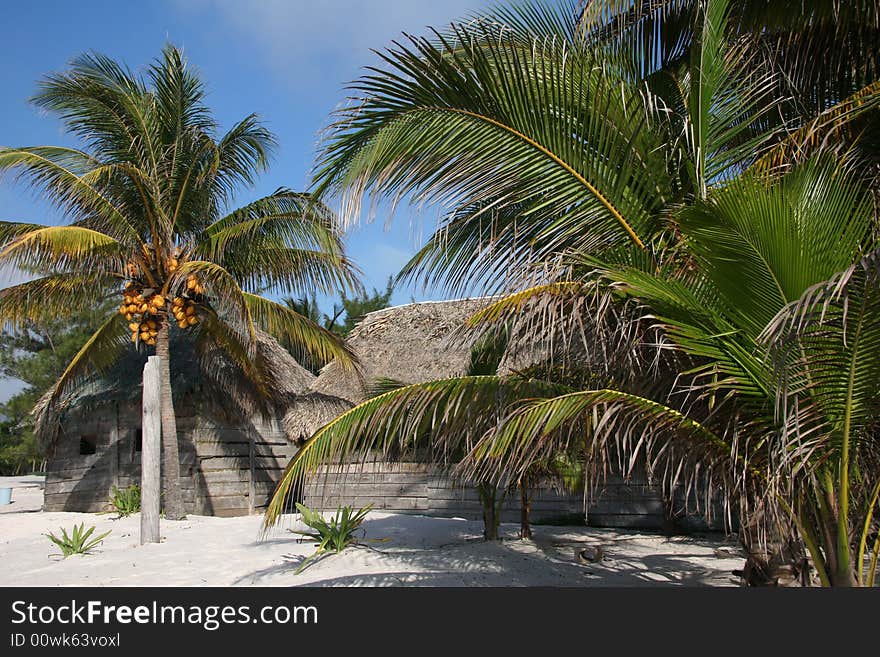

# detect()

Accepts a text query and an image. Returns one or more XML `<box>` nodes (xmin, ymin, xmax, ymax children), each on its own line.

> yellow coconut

<box><xmin>128</xmin><ymin>323</ymin><xmax>139</xmax><ymax>332</ymax></box>
<box><xmin>151</xmin><ymin>295</ymin><xmax>165</xmax><ymax>308</ymax></box>
<box><xmin>177</xmin><ymin>320</ymin><xmax>188</xmax><ymax>329</ymax></box>
<box><xmin>187</xmin><ymin>315</ymin><xmax>198</xmax><ymax>326</ymax></box>
<box><xmin>184</xmin><ymin>304</ymin><xmax>196</xmax><ymax>317</ymax></box>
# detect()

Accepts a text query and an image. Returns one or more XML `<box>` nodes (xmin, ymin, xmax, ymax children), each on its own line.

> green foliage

<box><xmin>0</xmin><ymin>303</ymin><xmax>114</xmax><ymax>474</ymax></box>
<box><xmin>333</xmin><ymin>277</ymin><xmax>394</xmax><ymax>337</ymax></box>
<box><xmin>291</xmin><ymin>503</ymin><xmax>372</xmax><ymax>573</ymax></box>
<box><xmin>108</xmin><ymin>484</ymin><xmax>141</xmax><ymax>517</ymax></box>
<box><xmin>0</xmin><ymin>44</ymin><xmax>359</xmax><ymax>462</ymax></box>
<box><xmin>286</xmin><ymin>276</ymin><xmax>394</xmax><ymax>340</ymax></box>
<box><xmin>267</xmin><ymin>0</ymin><xmax>880</xmax><ymax>585</ymax></box>
<box><xmin>45</xmin><ymin>523</ymin><xmax>111</xmax><ymax>557</ymax></box>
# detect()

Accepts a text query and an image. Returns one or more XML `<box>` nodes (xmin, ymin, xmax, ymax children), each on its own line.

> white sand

<box><xmin>0</xmin><ymin>476</ymin><xmax>745</xmax><ymax>587</ymax></box>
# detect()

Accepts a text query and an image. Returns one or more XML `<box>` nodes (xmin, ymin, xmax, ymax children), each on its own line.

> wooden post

<box><xmin>109</xmin><ymin>402</ymin><xmax>119</xmax><ymax>492</ymax></box>
<box><xmin>140</xmin><ymin>356</ymin><xmax>162</xmax><ymax>544</ymax></box>
<box><xmin>248</xmin><ymin>431</ymin><xmax>256</xmax><ymax>516</ymax></box>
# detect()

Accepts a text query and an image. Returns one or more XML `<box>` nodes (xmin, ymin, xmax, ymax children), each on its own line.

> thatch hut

<box><xmin>298</xmin><ymin>298</ymin><xmax>720</xmax><ymax>531</ymax></box>
<box><xmin>42</xmin><ymin>331</ymin><xmax>315</xmax><ymax>516</ymax></box>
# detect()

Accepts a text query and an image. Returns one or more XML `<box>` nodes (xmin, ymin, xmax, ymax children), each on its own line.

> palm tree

<box><xmin>465</xmin><ymin>158</ymin><xmax>879</xmax><ymax>586</ymax></box>
<box><xmin>265</xmin><ymin>1</ymin><xmax>879</xmax><ymax>584</ymax></box>
<box><xmin>0</xmin><ymin>46</ymin><xmax>358</xmax><ymax>519</ymax></box>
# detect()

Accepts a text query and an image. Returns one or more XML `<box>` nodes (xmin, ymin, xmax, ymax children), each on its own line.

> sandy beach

<box><xmin>0</xmin><ymin>476</ymin><xmax>745</xmax><ymax>587</ymax></box>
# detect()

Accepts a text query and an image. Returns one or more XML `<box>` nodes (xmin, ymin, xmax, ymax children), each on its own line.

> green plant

<box><xmin>45</xmin><ymin>523</ymin><xmax>111</xmax><ymax>557</ymax></box>
<box><xmin>0</xmin><ymin>44</ymin><xmax>358</xmax><ymax>520</ymax></box>
<box><xmin>109</xmin><ymin>484</ymin><xmax>141</xmax><ymax>517</ymax></box>
<box><xmin>291</xmin><ymin>503</ymin><xmax>372</xmax><ymax>573</ymax></box>
<box><xmin>266</xmin><ymin>1</ymin><xmax>879</xmax><ymax>585</ymax></box>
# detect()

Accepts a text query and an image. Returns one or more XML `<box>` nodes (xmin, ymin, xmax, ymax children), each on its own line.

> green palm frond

<box><xmin>0</xmin><ymin>147</ymin><xmax>139</xmax><ymax>243</ymax></box>
<box><xmin>461</xmin><ymin>387</ymin><xmax>755</xmax><ymax>506</ymax></box>
<box><xmin>212</xmin><ymin>113</ymin><xmax>277</xmax><ymax>203</ymax></box>
<box><xmin>0</xmin><ymin>273</ymin><xmax>116</xmax><ymax>328</ymax></box>
<box><xmin>200</xmin><ymin>190</ymin><xmax>340</xmax><ymax>255</ymax></box>
<box><xmin>32</xmin><ymin>313</ymin><xmax>130</xmax><ymax>447</ymax></box>
<box><xmin>678</xmin><ymin>157</ymin><xmax>875</xmax><ymax>338</ymax></box>
<box><xmin>242</xmin><ymin>293</ymin><xmax>357</xmax><ymax>373</ymax></box>
<box><xmin>0</xmin><ymin>225</ymin><xmax>124</xmax><ymax>275</ymax></box>
<box><xmin>263</xmin><ymin>374</ymin><xmax>567</xmax><ymax>530</ymax></box>
<box><xmin>314</xmin><ymin>19</ymin><xmax>672</xmax><ymax>252</ymax></box>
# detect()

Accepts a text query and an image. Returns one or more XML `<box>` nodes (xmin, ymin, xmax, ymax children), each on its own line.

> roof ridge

<box><xmin>362</xmin><ymin>295</ymin><xmax>497</xmax><ymax>319</ymax></box>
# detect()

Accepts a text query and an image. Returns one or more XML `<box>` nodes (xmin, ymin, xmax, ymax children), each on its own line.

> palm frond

<box><xmin>241</xmin><ymin>293</ymin><xmax>358</xmax><ymax>373</ymax></box>
<box><xmin>0</xmin><ymin>273</ymin><xmax>116</xmax><ymax>329</ymax></box>
<box><xmin>0</xmin><ymin>225</ymin><xmax>124</xmax><ymax>275</ymax></box>
<box><xmin>32</xmin><ymin>314</ymin><xmax>130</xmax><ymax>449</ymax></box>
<box><xmin>263</xmin><ymin>374</ymin><xmax>567</xmax><ymax>530</ymax></box>
<box><xmin>314</xmin><ymin>20</ymin><xmax>672</xmax><ymax>253</ymax></box>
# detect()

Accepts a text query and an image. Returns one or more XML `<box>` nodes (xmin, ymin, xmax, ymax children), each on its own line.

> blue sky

<box><xmin>0</xmin><ymin>0</ymin><xmax>491</xmax><ymax>400</ymax></box>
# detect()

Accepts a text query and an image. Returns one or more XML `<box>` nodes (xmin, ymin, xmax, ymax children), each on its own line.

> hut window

<box><xmin>134</xmin><ymin>429</ymin><xmax>142</xmax><ymax>452</ymax></box>
<box><xmin>79</xmin><ymin>434</ymin><xmax>98</xmax><ymax>455</ymax></box>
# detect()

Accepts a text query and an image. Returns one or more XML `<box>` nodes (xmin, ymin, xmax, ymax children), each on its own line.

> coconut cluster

<box><xmin>171</xmin><ymin>294</ymin><xmax>200</xmax><ymax>329</ymax></box>
<box><xmin>118</xmin><ymin>258</ymin><xmax>205</xmax><ymax>346</ymax></box>
<box><xmin>119</xmin><ymin>283</ymin><xmax>167</xmax><ymax>346</ymax></box>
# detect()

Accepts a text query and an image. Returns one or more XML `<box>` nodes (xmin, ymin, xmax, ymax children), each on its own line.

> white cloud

<box><xmin>172</xmin><ymin>0</ymin><xmax>486</xmax><ymax>83</ymax></box>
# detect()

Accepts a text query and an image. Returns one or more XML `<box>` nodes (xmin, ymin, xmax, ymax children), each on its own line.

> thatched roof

<box><xmin>282</xmin><ymin>391</ymin><xmax>354</xmax><ymax>445</ymax></box>
<box><xmin>310</xmin><ymin>298</ymin><xmax>488</xmax><ymax>403</ymax></box>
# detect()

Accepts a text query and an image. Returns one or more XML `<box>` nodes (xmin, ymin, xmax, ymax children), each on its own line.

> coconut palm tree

<box><xmin>0</xmin><ymin>46</ymin><xmax>358</xmax><ymax>519</ymax></box>
<box><xmin>465</xmin><ymin>158</ymin><xmax>880</xmax><ymax>586</ymax></box>
<box><xmin>266</xmin><ymin>1</ymin><xmax>879</xmax><ymax>583</ymax></box>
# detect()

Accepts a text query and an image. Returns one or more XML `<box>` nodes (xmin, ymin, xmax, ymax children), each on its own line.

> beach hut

<box><xmin>40</xmin><ymin>331</ymin><xmax>314</xmax><ymax>516</ymax></box>
<box><xmin>298</xmin><ymin>298</ymin><xmax>721</xmax><ymax>530</ymax></box>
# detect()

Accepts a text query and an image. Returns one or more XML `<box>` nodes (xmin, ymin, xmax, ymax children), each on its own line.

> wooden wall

<box><xmin>301</xmin><ymin>462</ymin><xmax>725</xmax><ymax>531</ymax></box>
<box><xmin>45</xmin><ymin>407</ymin><xmax>724</xmax><ymax>530</ymax></box>
<box><xmin>43</xmin><ymin>400</ymin><xmax>292</xmax><ymax>516</ymax></box>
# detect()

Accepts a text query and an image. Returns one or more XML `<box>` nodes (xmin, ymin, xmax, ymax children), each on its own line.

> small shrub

<box><xmin>109</xmin><ymin>484</ymin><xmax>141</xmax><ymax>517</ymax></box>
<box><xmin>46</xmin><ymin>523</ymin><xmax>111</xmax><ymax>557</ymax></box>
<box><xmin>292</xmin><ymin>503</ymin><xmax>372</xmax><ymax>573</ymax></box>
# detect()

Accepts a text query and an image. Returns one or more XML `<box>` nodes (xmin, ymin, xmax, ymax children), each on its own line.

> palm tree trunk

<box><xmin>477</xmin><ymin>482</ymin><xmax>505</xmax><ymax>541</ymax></box>
<box><xmin>155</xmin><ymin>322</ymin><xmax>185</xmax><ymax>520</ymax></box>
<box><xmin>519</xmin><ymin>474</ymin><xmax>533</xmax><ymax>540</ymax></box>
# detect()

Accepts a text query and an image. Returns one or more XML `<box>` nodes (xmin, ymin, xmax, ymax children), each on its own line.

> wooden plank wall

<box><xmin>44</xmin><ymin>405</ymin><xmax>723</xmax><ymax>530</ymax></box>
<box><xmin>43</xmin><ymin>400</ymin><xmax>292</xmax><ymax>516</ymax></box>
<box><xmin>301</xmin><ymin>461</ymin><xmax>724</xmax><ymax>530</ymax></box>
